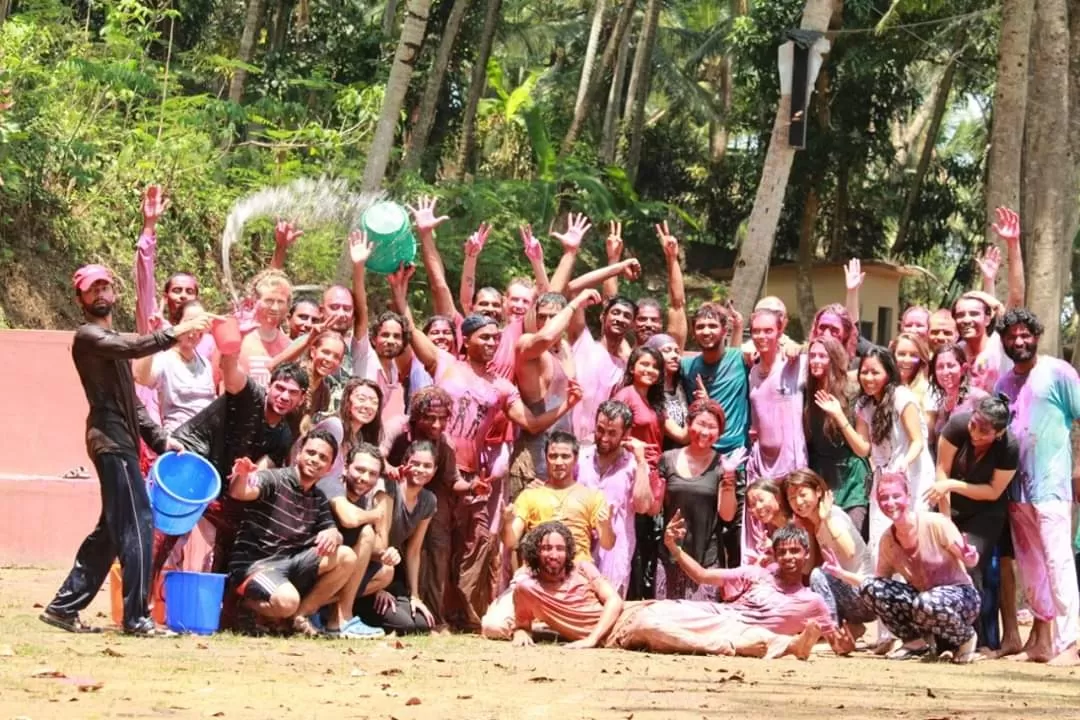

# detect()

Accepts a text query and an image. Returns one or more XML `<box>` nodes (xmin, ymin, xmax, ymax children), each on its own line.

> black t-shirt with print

<box><xmin>941</xmin><ymin>411</ymin><xmax>1020</xmax><ymax>517</ymax></box>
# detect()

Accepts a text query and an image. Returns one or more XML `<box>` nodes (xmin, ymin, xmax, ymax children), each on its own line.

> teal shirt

<box><xmin>680</xmin><ymin>348</ymin><xmax>750</xmax><ymax>454</ymax></box>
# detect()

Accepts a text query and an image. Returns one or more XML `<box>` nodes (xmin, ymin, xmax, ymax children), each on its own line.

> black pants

<box><xmin>48</xmin><ymin>453</ymin><xmax>154</xmax><ymax>627</ymax></box>
<box><xmin>628</xmin><ymin>513</ymin><xmax>662</xmax><ymax>601</ymax></box>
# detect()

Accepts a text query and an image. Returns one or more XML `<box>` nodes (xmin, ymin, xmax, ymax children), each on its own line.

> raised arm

<box><xmin>516</xmin><ymin>289</ymin><xmax>601</xmax><ymax>362</ymax></box>
<box><xmin>602</xmin><ymin>221</ymin><xmax>624</xmax><ymax>300</ymax></box>
<box><xmin>991</xmin><ymin>207</ymin><xmax>1024</xmax><ymax>309</ymax></box>
<box><xmin>74</xmin><ymin>324</ymin><xmax>185</xmax><ymax>361</ymax></box>
<box><xmin>504</xmin><ymin>381</ymin><xmax>582</xmax><ymax>434</ymax></box>
<box><xmin>388</xmin><ymin>264</ymin><xmax>440</xmax><ymax>375</ymax></box>
<box><xmin>134</xmin><ymin>184</ymin><xmax>168</xmax><ymax>335</ymax></box>
<box><xmin>657</xmin><ymin>222</ymin><xmax>688</xmax><ymax>349</ymax></box>
<box><xmin>548</xmin><ymin>213</ymin><xmax>590</xmax><ymax>295</ymax></box>
<box><xmin>520</xmin><ymin>224</ymin><xmax>550</xmax><ymax>293</ymax></box>
<box><xmin>227</xmin><ymin>458</ymin><xmax>264</xmax><ymax>502</ymax></box>
<box><xmin>270</xmin><ymin>219</ymin><xmax>303</xmax><ymax>271</ymax></box>
<box><xmin>349</xmin><ymin>229</ymin><xmax>373</xmax><ymax>340</ymax></box>
<box><xmin>976</xmin><ymin>245</ymin><xmax>1001</xmax><ymax>296</ymax></box>
<box><xmin>663</xmin><ymin>509</ymin><xmax>743</xmax><ymax>587</ymax></box>
<box><xmin>844</xmin><ymin>259</ymin><xmax>865</xmax><ymax>326</ymax></box>
<box><xmin>459</xmin><ymin>223</ymin><xmax>491</xmax><ymax>314</ymax></box>
<box><xmin>566</xmin><ymin>258</ymin><xmax>642</xmax><ymax>297</ymax></box>
<box><xmin>219</xmin><ymin>343</ymin><xmax>249</xmax><ymax>395</ymax></box>
<box><xmin>407</xmin><ymin>196</ymin><xmax>459</xmax><ymax>319</ymax></box>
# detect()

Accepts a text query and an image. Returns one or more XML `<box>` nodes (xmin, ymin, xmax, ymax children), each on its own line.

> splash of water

<box><xmin>221</xmin><ymin>176</ymin><xmax>383</xmax><ymax>303</ymax></box>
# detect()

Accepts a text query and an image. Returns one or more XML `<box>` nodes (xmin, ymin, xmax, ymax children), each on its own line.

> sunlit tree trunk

<box><xmin>402</xmin><ymin>0</ymin><xmax>474</xmax><ymax>173</ymax></box>
<box><xmin>728</xmin><ymin>0</ymin><xmax>837</xmax><ymax>319</ymax></box>
<box><xmin>575</xmin><ymin>0</ymin><xmax>608</xmax><ymax>119</ymax></box>
<box><xmin>600</xmin><ymin>24</ymin><xmax>632</xmax><ymax>164</ymax></box>
<box><xmin>228</xmin><ymin>0</ymin><xmax>267</xmax><ymax>103</ymax></box>
<box><xmin>795</xmin><ymin>184</ymin><xmax>821</xmax><ymax>335</ymax></box>
<box><xmin>984</xmin><ymin>0</ymin><xmax>1034</xmax><ymax>304</ymax></box>
<box><xmin>451</xmin><ymin>0</ymin><xmax>501</xmax><ymax>180</ymax></box>
<box><xmin>1024</xmin><ymin>0</ymin><xmax>1070</xmax><ymax>355</ymax></box>
<box><xmin>621</xmin><ymin>0</ymin><xmax>660</xmax><ymax>181</ymax></box>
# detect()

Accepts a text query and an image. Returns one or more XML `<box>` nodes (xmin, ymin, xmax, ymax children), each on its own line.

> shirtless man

<box><xmin>238</xmin><ymin>269</ymin><xmax>293</xmax><ymax>386</ymax></box>
<box><xmin>508</xmin><ymin>289</ymin><xmax>601</xmax><ymax>499</ymax></box>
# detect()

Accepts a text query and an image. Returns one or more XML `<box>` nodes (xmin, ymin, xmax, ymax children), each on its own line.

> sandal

<box><xmin>124</xmin><ymin>617</ymin><xmax>178</xmax><ymax>637</ymax></box>
<box><xmin>39</xmin><ymin>610</ymin><xmax>101</xmax><ymax>634</ymax></box>
<box><xmin>61</xmin><ymin>466</ymin><xmax>90</xmax><ymax>480</ymax></box>
<box><xmin>887</xmin><ymin>644</ymin><xmax>931</xmax><ymax>660</ymax></box>
<box><xmin>291</xmin><ymin>614</ymin><xmax>322</xmax><ymax>638</ymax></box>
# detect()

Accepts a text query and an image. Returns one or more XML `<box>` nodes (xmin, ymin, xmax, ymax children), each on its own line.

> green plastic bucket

<box><xmin>361</xmin><ymin>201</ymin><xmax>416</xmax><ymax>274</ymax></box>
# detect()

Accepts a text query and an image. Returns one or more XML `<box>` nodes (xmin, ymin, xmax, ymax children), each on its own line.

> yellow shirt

<box><xmin>514</xmin><ymin>484</ymin><xmax>606</xmax><ymax>562</ymax></box>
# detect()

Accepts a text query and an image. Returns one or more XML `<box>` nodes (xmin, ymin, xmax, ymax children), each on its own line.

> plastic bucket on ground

<box><xmin>163</xmin><ymin>571</ymin><xmax>227</xmax><ymax>635</ymax></box>
<box><xmin>211</xmin><ymin>316</ymin><xmax>242</xmax><ymax>355</ymax></box>
<box><xmin>150</xmin><ymin>452</ymin><xmax>221</xmax><ymax>536</ymax></box>
<box><xmin>361</xmin><ymin>201</ymin><xmax>416</xmax><ymax>274</ymax></box>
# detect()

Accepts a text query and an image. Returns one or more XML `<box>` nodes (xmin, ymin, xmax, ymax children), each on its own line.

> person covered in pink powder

<box><xmin>994</xmin><ymin>308</ymin><xmax>1080</xmax><ymax>666</ymax></box>
<box><xmin>389</xmin><ymin>264</ymin><xmax>581</xmax><ymax>630</ymax></box>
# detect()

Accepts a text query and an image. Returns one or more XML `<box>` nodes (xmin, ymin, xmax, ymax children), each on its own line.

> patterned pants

<box><xmin>859</xmin><ymin>577</ymin><xmax>979</xmax><ymax>649</ymax></box>
<box><xmin>809</xmin><ymin>568</ymin><xmax>876</xmax><ymax>625</ymax></box>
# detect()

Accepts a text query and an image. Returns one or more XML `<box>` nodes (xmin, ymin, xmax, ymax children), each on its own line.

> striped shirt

<box><xmin>229</xmin><ymin>468</ymin><xmax>335</xmax><ymax>576</ymax></box>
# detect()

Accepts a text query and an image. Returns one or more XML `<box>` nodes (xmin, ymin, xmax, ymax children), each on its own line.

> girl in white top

<box><xmin>133</xmin><ymin>299</ymin><xmax>216</xmax><ymax>432</ymax></box>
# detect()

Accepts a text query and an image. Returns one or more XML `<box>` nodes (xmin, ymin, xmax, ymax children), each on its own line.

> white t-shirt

<box><xmin>148</xmin><ymin>350</ymin><xmax>216</xmax><ymax>432</ymax></box>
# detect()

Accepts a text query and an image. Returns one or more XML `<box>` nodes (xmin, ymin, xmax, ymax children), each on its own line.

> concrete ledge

<box><xmin>0</xmin><ymin>475</ymin><xmax>101</xmax><ymax>565</ymax></box>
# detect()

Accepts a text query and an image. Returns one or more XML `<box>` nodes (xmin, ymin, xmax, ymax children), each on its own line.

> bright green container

<box><xmin>361</xmin><ymin>201</ymin><xmax>416</xmax><ymax>274</ymax></box>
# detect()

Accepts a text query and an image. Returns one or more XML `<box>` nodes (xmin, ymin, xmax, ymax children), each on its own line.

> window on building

<box><xmin>876</xmin><ymin>307</ymin><xmax>893</xmax><ymax>346</ymax></box>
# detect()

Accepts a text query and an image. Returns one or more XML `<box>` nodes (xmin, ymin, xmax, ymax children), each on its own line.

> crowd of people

<box><xmin>40</xmin><ymin>189</ymin><xmax>1080</xmax><ymax>667</ymax></box>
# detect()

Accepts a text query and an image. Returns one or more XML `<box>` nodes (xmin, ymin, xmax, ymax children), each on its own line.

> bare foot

<box><xmin>784</xmin><ymin>622</ymin><xmax>822</xmax><ymax>661</ymax></box>
<box><xmin>1048</xmin><ymin>645</ymin><xmax>1080</xmax><ymax>667</ymax></box>
<box><xmin>1009</xmin><ymin>648</ymin><xmax>1054</xmax><ymax>663</ymax></box>
<box><xmin>996</xmin><ymin>636</ymin><xmax>1024</xmax><ymax>658</ymax></box>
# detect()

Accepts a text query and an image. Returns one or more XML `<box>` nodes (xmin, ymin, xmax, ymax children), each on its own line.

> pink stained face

<box><xmin>310</xmin><ymin>336</ymin><xmax>345</xmax><ymax>378</ymax></box>
<box><xmin>466</xmin><ymin>324</ymin><xmax>501</xmax><ymax>364</ymax></box>
<box><xmin>875</xmin><ymin>480</ymin><xmax>910</xmax><ymax>521</ymax></box>
<box><xmin>813</xmin><ymin>312</ymin><xmax>844</xmax><ymax>344</ymax></box>
<box><xmin>166</xmin><ymin>275</ymin><xmax>199</xmax><ymax>315</ymax></box>
<box><xmin>538</xmin><ymin>531</ymin><xmax>569</xmax><ymax>579</ymax></box>
<box><xmin>176</xmin><ymin>303</ymin><xmax>207</xmax><ymax>351</ymax></box>
<box><xmin>505</xmin><ymin>283</ymin><xmax>534</xmax><ymax>318</ymax></box>
<box><xmin>747</xmin><ymin>488</ymin><xmax>781</xmax><ymax>525</ymax></box>
<box><xmin>932</xmin><ymin>350</ymin><xmax>964</xmax><ymax>392</ymax></box>
<box><xmin>687</xmin><ymin>411</ymin><xmax>721</xmax><ymax>449</ymax></box>
<box><xmin>594</xmin><ymin>413</ymin><xmax>628</xmax><ymax>456</ymax></box>
<box><xmin>750</xmin><ymin>312</ymin><xmax>780</xmax><ymax>354</ymax></box>
<box><xmin>807</xmin><ymin>341</ymin><xmax>830</xmax><ymax>379</ymax></box>
<box><xmin>256</xmin><ymin>284</ymin><xmax>290</xmax><ymax>327</ymax></box>
<box><xmin>474</xmin><ymin>289</ymin><xmax>504</xmax><ymax>322</ymax></box>
<box><xmin>321</xmin><ymin>286</ymin><xmax>355</xmax><ymax>333</ymax></box>
<box><xmin>900</xmin><ymin>308</ymin><xmax>930</xmax><ymax>339</ymax></box>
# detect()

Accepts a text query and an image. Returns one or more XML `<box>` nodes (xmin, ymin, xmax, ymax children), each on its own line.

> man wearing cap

<box><xmin>41</xmin><ymin>264</ymin><xmax>210</xmax><ymax>636</ymax></box>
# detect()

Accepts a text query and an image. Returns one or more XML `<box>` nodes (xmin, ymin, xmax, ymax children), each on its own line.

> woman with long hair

<box><xmin>891</xmin><ymin>332</ymin><xmax>932</xmax><ymax>423</ymax></box>
<box><xmin>785</xmin><ymin>469</ymin><xmax>875</xmax><ymax>635</ymax></box>
<box><xmin>654</xmin><ymin>401</ymin><xmax>737</xmax><ymax>601</ymax></box>
<box><xmin>614</xmin><ymin>346</ymin><xmax>683</xmax><ymax>601</ymax></box>
<box><xmin>644</xmin><ymin>333</ymin><xmax>688</xmax><ymax>450</ymax></box>
<box><xmin>298</xmin><ymin>330</ymin><xmax>347</xmax><ymax>433</ymax></box>
<box><xmin>804</xmin><ymin>337</ymin><xmax>870</xmax><ymax>536</ymax></box>
<box><xmin>925</xmin><ymin>343</ymin><xmax>988</xmax><ymax>453</ymax></box>
<box><xmin>742</xmin><ymin>477</ymin><xmax>791</xmax><ymax>566</ymax></box>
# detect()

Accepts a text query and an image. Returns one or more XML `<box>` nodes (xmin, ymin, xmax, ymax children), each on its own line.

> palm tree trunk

<box><xmin>228</xmin><ymin>0</ymin><xmax>267</xmax><ymax>103</ymax></box>
<box><xmin>984</xmin><ymin>0</ymin><xmax>1034</xmax><ymax>304</ymax></box>
<box><xmin>382</xmin><ymin>0</ymin><xmax>401</xmax><ymax>36</ymax></box>
<box><xmin>1024</xmin><ymin>0</ymin><xmax>1070</xmax><ymax>355</ymax></box>
<box><xmin>402</xmin><ymin>0</ymin><xmax>474</xmax><ymax>173</ymax></box>
<box><xmin>796</xmin><ymin>183</ymin><xmax>821</xmax><ymax>334</ymax></box>
<box><xmin>600</xmin><ymin>23</ymin><xmax>632</xmax><ymax>164</ymax></box>
<box><xmin>450</xmin><ymin>0</ymin><xmax>502</xmax><ymax>180</ymax></box>
<box><xmin>560</xmin><ymin>0</ymin><xmax>636</xmax><ymax>157</ymax></box>
<box><xmin>892</xmin><ymin>31</ymin><xmax>963</xmax><ymax>257</ymax></box>
<box><xmin>575</xmin><ymin>0</ymin><xmax>609</xmax><ymax>118</ymax></box>
<box><xmin>728</xmin><ymin>0</ymin><xmax>837</xmax><ymax>319</ymax></box>
<box><xmin>621</xmin><ymin>0</ymin><xmax>660</xmax><ymax>182</ymax></box>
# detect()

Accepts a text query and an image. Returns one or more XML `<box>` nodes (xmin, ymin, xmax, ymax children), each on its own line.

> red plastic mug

<box><xmin>211</xmin><ymin>316</ymin><xmax>242</xmax><ymax>354</ymax></box>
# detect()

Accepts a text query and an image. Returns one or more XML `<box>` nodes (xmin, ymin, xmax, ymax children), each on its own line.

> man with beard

<box><xmin>576</xmin><ymin>401</ymin><xmax>652</xmax><ymax>597</ymax></box>
<box><xmin>482</xmin><ymin>431</ymin><xmax>615</xmax><ymax>639</ymax></box>
<box><xmin>350</xmin><ymin>231</ymin><xmax>407</xmax><ymax>424</ymax></box>
<box><xmin>383</xmin><ymin>386</ymin><xmax>462</xmax><ymax>628</ymax></box>
<box><xmin>952</xmin><ymin>291</ymin><xmax>1012</xmax><ymax>394</ymax></box>
<box><xmin>508</xmin><ymin>289</ymin><xmax>601</xmax><ymax>499</ymax></box>
<box><xmin>928</xmin><ymin>309</ymin><xmax>959</xmax><ymax>354</ymax></box>
<box><xmin>680</xmin><ymin>302</ymin><xmax>749</xmax><ymax>568</ymax></box>
<box><xmin>389</xmin><ymin>265</ymin><xmax>582</xmax><ymax>629</ymax></box>
<box><xmin>229</xmin><ymin>429</ymin><xmax>357</xmax><ymax>637</ymax></box>
<box><xmin>41</xmin><ymin>264</ymin><xmax>210</xmax><ymax>636</ymax></box>
<box><xmin>995</xmin><ymin>309</ymin><xmax>1080</xmax><ymax>666</ymax></box>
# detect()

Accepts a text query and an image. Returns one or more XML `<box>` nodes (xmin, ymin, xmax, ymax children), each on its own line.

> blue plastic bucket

<box><xmin>361</xmin><ymin>201</ymin><xmax>416</xmax><ymax>274</ymax></box>
<box><xmin>149</xmin><ymin>452</ymin><xmax>221</xmax><ymax>536</ymax></box>
<box><xmin>164</xmin><ymin>571</ymin><xmax>227</xmax><ymax>635</ymax></box>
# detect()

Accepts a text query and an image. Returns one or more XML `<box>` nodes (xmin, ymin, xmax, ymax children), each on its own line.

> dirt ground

<box><xmin>2</xmin><ymin>566</ymin><xmax>1078</xmax><ymax>720</ymax></box>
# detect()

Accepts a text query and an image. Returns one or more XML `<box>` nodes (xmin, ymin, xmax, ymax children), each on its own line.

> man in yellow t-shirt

<box><xmin>481</xmin><ymin>431</ymin><xmax>615</xmax><ymax>639</ymax></box>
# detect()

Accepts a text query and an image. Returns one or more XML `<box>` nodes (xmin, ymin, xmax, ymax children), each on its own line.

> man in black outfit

<box><xmin>41</xmin><ymin>264</ymin><xmax>209</xmax><ymax>635</ymax></box>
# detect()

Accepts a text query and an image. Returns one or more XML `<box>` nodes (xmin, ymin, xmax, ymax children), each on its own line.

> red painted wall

<box><xmin>0</xmin><ymin>330</ymin><xmax>101</xmax><ymax>564</ymax></box>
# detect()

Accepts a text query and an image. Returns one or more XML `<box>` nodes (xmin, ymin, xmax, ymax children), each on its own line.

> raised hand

<box><xmin>142</xmin><ymin>184</ymin><xmax>170</xmax><ymax>227</ymax></box>
<box><xmin>818</xmin><ymin>489</ymin><xmax>834</xmax><ymax>522</ymax></box>
<box><xmin>275</xmin><ymin>219</ymin><xmax>303</xmax><ymax>248</ymax></box>
<box><xmin>606</xmin><ymin>221</ymin><xmax>624</xmax><ymax>262</ymax></box>
<box><xmin>408</xmin><ymin>195</ymin><xmax>450</xmax><ymax>234</ymax></box>
<box><xmin>844</xmin><ymin>259</ymin><xmax>865</xmax><ymax>291</ymax></box>
<box><xmin>814</xmin><ymin>390</ymin><xmax>843</xmax><ymax>419</ymax></box>
<box><xmin>566</xmin><ymin>379</ymin><xmax>583</xmax><ymax>408</ymax></box>
<box><xmin>551</xmin><ymin>212</ymin><xmax>591</xmax><ymax>252</ymax></box>
<box><xmin>621</xmin><ymin>258</ymin><xmax>642</xmax><ymax>281</ymax></box>
<box><xmin>348</xmin><ymin>229</ymin><xmax>373</xmax><ymax>266</ymax></box>
<box><xmin>387</xmin><ymin>263</ymin><xmax>416</xmax><ymax>302</ymax></box>
<box><xmin>230</xmin><ymin>456</ymin><xmax>260</xmax><ymax>488</ymax></box>
<box><xmin>724</xmin><ymin>298</ymin><xmax>743</xmax><ymax>332</ymax></box>
<box><xmin>663</xmin><ymin>508</ymin><xmax>687</xmax><ymax>549</ymax></box>
<box><xmin>992</xmin><ymin>206</ymin><xmax>1020</xmax><ymax>245</ymax></box>
<box><xmin>520</xmin><ymin>224</ymin><xmax>543</xmax><ymax>262</ymax></box>
<box><xmin>693</xmin><ymin>375</ymin><xmax>709</xmax><ymax>403</ymax></box>
<box><xmin>464</xmin><ymin>222</ymin><xmax>492</xmax><ymax>257</ymax></box>
<box><xmin>976</xmin><ymin>245</ymin><xmax>1001</xmax><ymax>282</ymax></box>
<box><xmin>574</xmin><ymin>288</ymin><xmax>602</xmax><ymax>309</ymax></box>
<box><xmin>655</xmin><ymin>221</ymin><xmax>678</xmax><ymax>262</ymax></box>
<box><xmin>621</xmin><ymin>435</ymin><xmax>648</xmax><ymax>459</ymax></box>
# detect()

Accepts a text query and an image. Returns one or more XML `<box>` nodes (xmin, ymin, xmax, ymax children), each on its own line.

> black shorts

<box><xmin>236</xmin><ymin>548</ymin><xmax>322</xmax><ymax>602</ymax></box>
